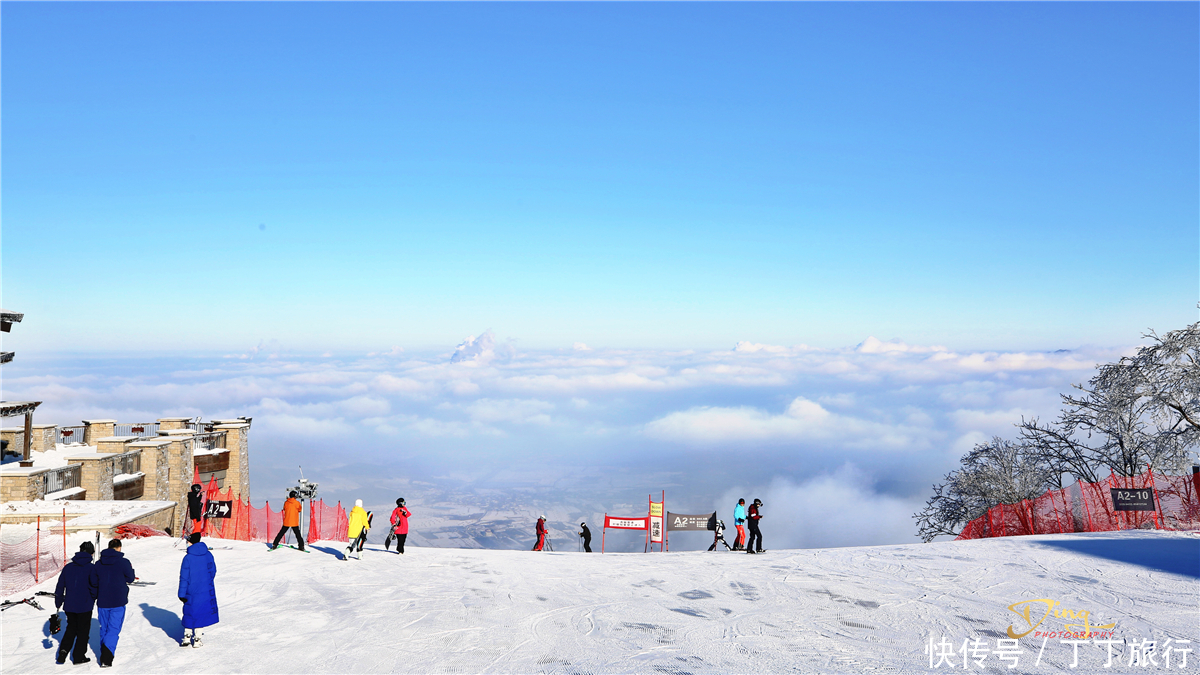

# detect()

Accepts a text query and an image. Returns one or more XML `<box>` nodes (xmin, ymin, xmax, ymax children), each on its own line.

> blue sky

<box><xmin>2</xmin><ymin>2</ymin><xmax>1196</xmax><ymax>353</ymax></box>
<box><xmin>1</xmin><ymin>4</ymin><xmax>1198</xmax><ymax>547</ymax></box>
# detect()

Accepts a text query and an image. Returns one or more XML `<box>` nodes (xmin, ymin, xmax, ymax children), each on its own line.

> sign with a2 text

<box><xmin>1110</xmin><ymin>488</ymin><xmax>1156</xmax><ymax>512</ymax></box>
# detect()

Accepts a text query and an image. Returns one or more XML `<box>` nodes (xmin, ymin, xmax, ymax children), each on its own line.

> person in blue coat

<box><xmin>732</xmin><ymin>499</ymin><xmax>747</xmax><ymax>551</ymax></box>
<box><xmin>54</xmin><ymin>541</ymin><xmax>98</xmax><ymax>665</ymax></box>
<box><xmin>96</xmin><ymin>539</ymin><xmax>136</xmax><ymax>667</ymax></box>
<box><xmin>177</xmin><ymin>533</ymin><xmax>218</xmax><ymax>648</ymax></box>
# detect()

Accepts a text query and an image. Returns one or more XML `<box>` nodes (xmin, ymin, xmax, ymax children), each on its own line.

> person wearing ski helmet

<box><xmin>54</xmin><ymin>541</ymin><xmax>98</xmax><ymax>665</ymax></box>
<box><xmin>271</xmin><ymin>491</ymin><xmax>305</xmax><ymax>551</ymax></box>
<box><xmin>187</xmin><ymin>484</ymin><xmax>205</xmax><ymax>536</ymax></box>
<box><xmin>386</xmin><ymin>498</ymin><xmax>411</xmax><ymax>554</ymax></box>
<box><xmin>178</xmin><ymin>532</ymin><xmax>218</xmax><ymax>648</ymax></box>
<box><xmin>578</xmin><ymin>522</ymin><xmax>592</xmax><ymax>553</ymax></box>
<box><xmin>746</xmin><ymin>498</ymin><xmax>765</xmax><ymax>554</ymax></box>
<box><xmin>346</xmin><ymin>499</ymin><xmax>370</xmax><ymax>560</ymax></box>
<box><xmin>732</xmin><ymin>499</ymin><xmax>747</xmax><ymax>551</ymax></box>
<box><xmin>532</xmin><ymin>515</ymin><xmax>547</xmax><ymax>551</ymax></box>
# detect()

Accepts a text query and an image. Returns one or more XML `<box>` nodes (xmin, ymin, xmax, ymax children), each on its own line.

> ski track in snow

<box><xmin>2</xmin><ymin>531</ymin><xmax>1197</xmax><ymax>674</ymax></box>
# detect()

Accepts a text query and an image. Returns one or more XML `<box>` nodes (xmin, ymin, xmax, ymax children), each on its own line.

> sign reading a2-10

<box><xmin>1110</xmin><ymin>488</ymin><xmax>1156</xmax><ymax>512</ymax></box>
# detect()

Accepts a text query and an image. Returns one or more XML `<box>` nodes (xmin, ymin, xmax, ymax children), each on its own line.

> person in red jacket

<box><xmin>532</xmin><ymin>515</ymin><xmax>547</xmax><ymax>551</ymax></box>
<box><xmin>385</xmin><ymin>498</ymin><xmax>410</xmax><ymax>554</ymax></box>
<box><xmin>270</xmin><ymin>491</ymin><xmax>305</xmax><ymax>551</ymax></box>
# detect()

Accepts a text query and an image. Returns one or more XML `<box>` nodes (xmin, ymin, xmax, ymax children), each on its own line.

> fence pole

<box><xmin>62</xmin><ymin>508</ymin><xmax>67</xmax><ymax>561</ymax></box>
<box><xmin>1148</xmin><ymin>465</ymin><xmax>1163</xmax><ymax>530</ymax></box>
<box><xmin>35</xmin><ymin>516</ymin><xmax>41</xmax><ymax>583</ymax></box>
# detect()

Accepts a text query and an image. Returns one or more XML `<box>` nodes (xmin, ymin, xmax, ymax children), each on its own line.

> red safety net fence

<box><xmin>956</xmin><ymin>470</ymin><xmax>1200</xmax><ymax>540</ymax></box>
<box><xmin>1</xmin><ymin>514</ymin><xmax>71</xmax><ymax>598</ymax></box>
<box><xmin>193</xmin><ymin>475</ymin><xmax>348</xmax><ymax>544</ymax></box>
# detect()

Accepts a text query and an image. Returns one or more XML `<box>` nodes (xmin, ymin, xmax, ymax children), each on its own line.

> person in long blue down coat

<box><xmin>177</xmin><ymin>532</ymin><xmax>218</xmax><ymax>648</ymax></box>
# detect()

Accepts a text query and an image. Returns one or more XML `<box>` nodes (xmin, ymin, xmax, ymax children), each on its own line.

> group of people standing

<box><xmin>266</xmin><ymin>494</ymin><xmax>411</xmax><ymax>560</ymax></box>
<box><xmin>731</xmin><ymin>498</ymin><xmax>765</xmax><ymax>553</ymax></box>
<box><xmin>53</xmin><ymin>530</ymin><xmax>218</xmax><ymax>667</ymax></box>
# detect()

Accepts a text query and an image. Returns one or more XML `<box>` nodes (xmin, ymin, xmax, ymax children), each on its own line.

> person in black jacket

<box><xmin>577</xmin><ymin>522</ymin><xmax>592</xmax><ymax>552</ymax></box>
<box><xmin>187</xmin><ymin>484</ymin><xmax>205</xmax><ymax>536</ymax></box>
<box><xmin>746</xmin><ymin>498</ymin><xmax>765</xmax><ymax>554</ymax></box>
<box><xmin>96</xmin><ymin>539</ymin><xmax>136</xmax><ymax>667</ymax></box>
<box><xmin>54</xmin><ymin>541</ymin><xmax>98</xmax><ymax>665</ymax></box>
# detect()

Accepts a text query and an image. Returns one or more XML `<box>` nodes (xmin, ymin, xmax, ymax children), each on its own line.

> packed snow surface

<box><xmin>2</xmin><ymin>530</ymin><xmax>1196</xmax><ymax>674</ymax></box>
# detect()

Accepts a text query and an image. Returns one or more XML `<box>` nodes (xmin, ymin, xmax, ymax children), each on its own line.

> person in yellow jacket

<box><xmin>345</xmin><ymin>500</ymin><xmax>370</xmax><ymax>560</ymax></box>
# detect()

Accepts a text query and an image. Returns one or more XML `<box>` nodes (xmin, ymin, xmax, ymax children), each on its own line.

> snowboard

<box><xmin>270</xmin><ymin>544</ymin><xmax>309</xmax><ymax>553</ymax></box>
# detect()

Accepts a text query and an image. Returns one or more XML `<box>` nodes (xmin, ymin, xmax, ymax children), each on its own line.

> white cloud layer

<box><xmin>5</xmin><ymin>333</ymin><xmax>1128</xmax><ymax>547</ymax></box>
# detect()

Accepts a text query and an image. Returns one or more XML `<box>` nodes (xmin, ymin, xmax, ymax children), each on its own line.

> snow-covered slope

<box><xmin>3</xmin><ymin>531</ymin><xmax>1196</xmax><ymax>674</ymax></box>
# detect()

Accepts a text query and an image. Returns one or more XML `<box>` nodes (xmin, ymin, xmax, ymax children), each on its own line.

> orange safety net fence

<box><xmin>194</xmin><ymin>475</ymin><xmax>348</xmax><ymax>544</ymax></box>
<box><xmin>956</xmin><ymin>469</ymin><xmax>1200</xmax><ymax>540</ymax></box>
<box><xmin>1</xmin><ymin>517</ymin><xmax>70</xmax><ymax>598</ymax></box>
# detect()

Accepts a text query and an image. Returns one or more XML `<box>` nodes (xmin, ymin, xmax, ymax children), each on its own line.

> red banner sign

<box><xmin>604</xmin><ymin>516</ymin><xmax>649</xmax><ymax>530</ymax></box>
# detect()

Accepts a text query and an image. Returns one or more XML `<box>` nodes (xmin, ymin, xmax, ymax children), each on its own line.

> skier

<box><xmin>708</xmin><ymin>519</ymin><xmax>733</xmax><ymax>551</ymax></box>
<box><xmin>54</xmin><ymin>541</ymin><xmax>98</xmax><ymax>665</ymax></box>
<box><xmin>187</xmin><ymin>484</ymin><xmax>205</xmax><ymax>536</ymax></box>
<box><xmin>346</xmin><ymin>499</ymin><xmax>370</xmax><ymax>560</ymax></box>
<box><xmin>577</xmin><ymin>522</ymin><xmax>592</xmax><ymax>553</ymax></box>
<box><xmin>733</xmin><ymin>498</ymin><xmax>747</xmax><ymax>551</ymax></box>
<box><xmin>385</xmin><ymin>498</ymin><xmax>410</xmax><ymax>554</ymax></box>
<box><xmin>532</xmin><ymin>515</ymin><xmax>547</xmax><ymax>551</ymax></box>
<box><xmin>178</xmin><ymin>533</ymin><xmax>218</xmax><ymax>648</ymax></box>
<box><xmin>95</xmin><ymin>539</ymin><xmax>136</xmax><ymax>667</ymax></box>
<box><xmin>746</xmin><ymin>498</ymin><xmax>765</xmax><ymax>554</ymax></box>
<box><xmin>270</xmin><ymin>491</ymin><xmax>305</xmax><ymax>551</ymax></box>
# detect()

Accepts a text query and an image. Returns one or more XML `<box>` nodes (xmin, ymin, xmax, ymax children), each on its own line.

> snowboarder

<box><xmin>708</xmin><ymin>519</ymin><xmax>733</xmax><ymax>551</ymax></box>
<box><xmin>178</xmin><ymin>533</ymin><xmax>218</xmax><ymax>648</ymax></box>
<box><xmin>346</xmin><ymin>499</ymin><xmax>371</xmax><ymax>560</ymax></box>
<box><xmin>532</xmin><ymin>515</ymin><xmax>547</xmax><ymax>551</ymax></box>
<box><xmin>746</xmin><ymin>498</ymin><xmax>765</xmax><ymax>554</ymax></box>
<box><xmin>385</xmin><ymin>498</ymin><xmax>410</xmax><ymax>554</ymax></box>
<box><xmin>270</xmin><ymin>491</ymin><xmax>305</xmax><ymax>551</ymax></box>
<box><xmin>187</xmin><ymin>484</ymin><xmax>205</xmax><ymax>536</ymax></box>
<box><xmin>733</xmin><ymin>499</ymin><xmax>747</xmax><ymax>550</ymax></box>
<box><xmin>54</xmin><ymin>541</ymin><xmax>98</xmax><ymax>665</ymax></box>
<box><xmin>95</xmin><ymin>539</ymin><xmax>136</xmax><ymax>667</ymax></box>
<box><xmin>577</xmin><ymin>522</ymin><xmax>592</xmax><ymax>553</ymax></box>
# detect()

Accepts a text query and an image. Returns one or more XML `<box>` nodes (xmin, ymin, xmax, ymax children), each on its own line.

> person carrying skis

<box><xmin>178</xmin><ymin>532</ymin><xmax>218</xmax><ymax>648</ymax></box>
<box><xmin>346</xmin><ymin>499</ymin><xmax>370</xmax><ymax>560</ymax></box>
<box><xmin>532</xmin><ymin>515</ymin><xmax>547</xmax><ymax>551</ymax></box>
<box><xmin>96</xmin><ymin>539</ymin><xmax>136</xmax><ymax>667</ymax></box>
<box><xmin>746</xmin><ymin>498</ymin><xmax>765</xmax><ymax>554</ymax></box>
<box><xmin>577</xmin><ymin>522</ymin><xmax>592</xmax><ymax>553</ymax></box>
<box><xmin>270</xmin><ymin>491</ymin><xmax>305</xmax><ymax>551</ymax></box>
<box><xmin>54</xmin><ymin>541</ymin><xmax>98</xmax><ymax>665</ymax></box>
<box><xmin>385</xmin><ymin>498</ymin><xmax>410</xmax><ymax>554</ymax></box>
<box><xmin>187</xmin><ymin>484</ymin><xmax>205</xmax><ymax>536</ymax></box>
<box><xmin>733</xmin><ymin>499</ymin><xmax>747</xmax><ymax>551</ymax></box>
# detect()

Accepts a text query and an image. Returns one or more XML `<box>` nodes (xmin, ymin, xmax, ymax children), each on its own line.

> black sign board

<box><xmin>1110</xmin><ymin>488</ymin><xmax>1156</xmax><ymax>512</ymax></box>
<box><xmin>666</xmin><ymin>512</ymin><xmax>718</xmax><ymax>531</ymax></box>
<box><xmin>204</xmin><ymin>500</ymin><xmax>233</xmax><ymax>519</ymax></box>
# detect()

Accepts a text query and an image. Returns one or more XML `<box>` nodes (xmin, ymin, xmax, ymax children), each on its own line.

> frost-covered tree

<box><xmin>917</xmin><ymin>322</ymin><xmax>1200</xmax><ymax>541</ymax></box>
<box><xmin>1019</xmin><ymin>322</ymin><xmax>1199</xmax><ymax>479</ymax></box>
<box><xmin>914</xmin><ymin>437</ymin><xmax>1055</xmax><ymax>542</ymax></box>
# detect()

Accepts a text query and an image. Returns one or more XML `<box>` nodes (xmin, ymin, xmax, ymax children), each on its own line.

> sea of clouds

<box><xmin>3</xmin><ymin>332</ymin><xmax>1130</xmax><ymax>551</ymax></box>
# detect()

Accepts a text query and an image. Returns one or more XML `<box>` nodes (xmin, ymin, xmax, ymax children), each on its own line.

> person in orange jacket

<box><xmin>270</xmin><ymin>491</ymin><xmax>305</xmax><ymax>551</ymax></box>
